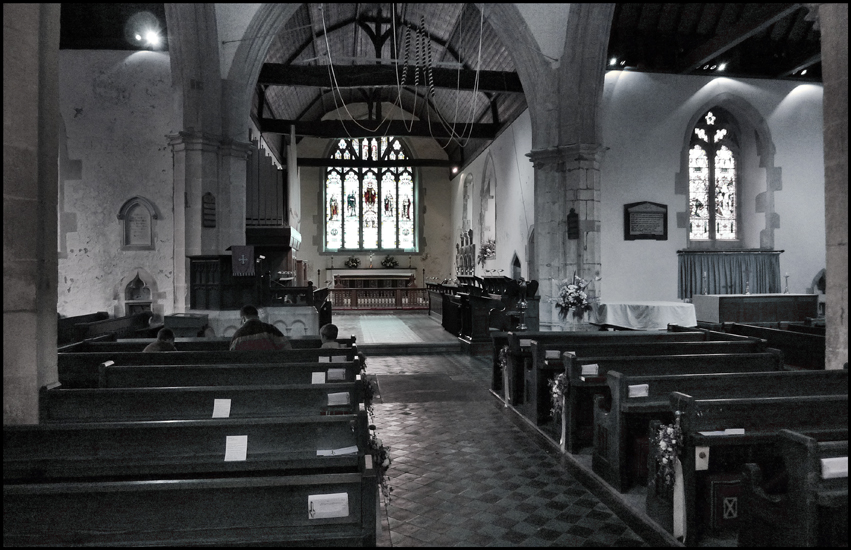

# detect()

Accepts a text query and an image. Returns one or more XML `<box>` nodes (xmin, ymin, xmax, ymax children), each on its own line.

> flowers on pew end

<box><xmin>368</xmin><ymin>425</ymin><xmax>392</xmax><ymax>501</ymax></box>
<box><xmin>548</xmin><ymin>373</ymin><xmax>567</xmax><ymax>420</ymax></box>
<box><xmin>477</xmin><ymin>238</ymin><xmax>496</xmax><ymax>266</ymax></box>
<box><xmin>498</xmin><ymin>345</ymin><xmax>509</xmax><ymax>375</ymax></box>
<box><xmin>555</xmin><ymin>272</ymin><xmax>595</xmax><ymax>321</ymax></box>
<box><xmin>344</xmin><ymin>255</ymin><xmax>360</xmax><ymax>268</ymax></box>
<box><xmin>653</xmin><ymin>413</ymin><xmax>683</xmax><ymax>497</ymax></box>
<box><xmin>380</xmin><ymin>255</ymin><xmax>399</xmax><ymax>268</ymax></box>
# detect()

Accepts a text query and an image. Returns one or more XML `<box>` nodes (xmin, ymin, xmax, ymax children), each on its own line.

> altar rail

<box><xmin>329</xmin><ymin>287</ymin><xmax>428</xmax><ymax>310</ymax></box>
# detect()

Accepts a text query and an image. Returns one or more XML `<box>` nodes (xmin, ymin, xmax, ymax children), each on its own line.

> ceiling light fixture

<box><xmin>801</xmin><ymin>69</ymin><xmax>808</xmax><ymax>75</ymax></box>
<box><xmin>718</xmin><ymin>63</ymin><xmax>726</xmax><ymax>71</ymax></box>
<box><xmin>610</xmin><ymin>58</ymin><xmax>617</xmax><ymax>66</ymax></box>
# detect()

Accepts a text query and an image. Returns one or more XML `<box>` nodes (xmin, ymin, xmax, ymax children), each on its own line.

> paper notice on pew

<box><xmin>698</xmin><ymin>428</ymin><xmax>745</xmax><ymax>436</ymax></box>
<box><xmin>628</xmin><ymin>384</ymin><xmax>649</xmax><ymax>398</ymax></box>
<box><xmin>326</xmin><ymin>368</ymin><xmax>346</xmax><ymax>381</ymax></box>
<box><xmin>519</xmin><ymin>339</ymin><xmax>532</xmax><ymax>347</ymax></box>
<box><xmin>212</xmin><ymin>398</ymin><xmax>231</xmax><ymax>418</ymax></box>
<box><xmin>308</xmin><ymin>493</ymin><xmax>349</xmax><ymax>519</ymax></box>
<box><xmin>581</xmin><ymin>364</ymin><xmax>599</xmax><ymax>376</ymax></box>
<box><xmin>545</xmin><ymin>350</ymin><xmax>561</xmax><ymax>359</ymax></box>
<box><xmin>224</xmin><ymin>435</ymin><xmax>248</xmax><ymax>461</ymax></box>
<box><xmin>332</xmin><ymin>355</ymin><xmax>347</xmax><ymax>363</ymax></box>
<box><xmin>312</xmin><ymin>371</ymin><xmax>326</xmax><ymax>384</ymax></box>
<box><xmin>318</xmin><ymin>356</ymin><xmax>331</xmax><ymax>363</ymax></box>
<box><xmin>820</xmin><ymin>456</ymin><xmax>848</xmax><ymax>479</ymax></box>
<box><xmin>316</xmin><ymin>446</ymin><xmax>358</xmax><ymax>457</ymax></box>
<box><xmin>327</xmin><ymin>392</ymin><xmax>351</xmax><ymax>406</ymax></box>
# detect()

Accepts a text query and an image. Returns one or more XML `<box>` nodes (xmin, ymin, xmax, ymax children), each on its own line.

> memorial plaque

<box><xmin>124</xmin><ymin>205</ymin><xmax>153</xmax><ymax>249</ymax></box>
<box><xmin>624</xmin><ymin>201</ymin><xmax>667</xmax><ymax>240</ymax></box>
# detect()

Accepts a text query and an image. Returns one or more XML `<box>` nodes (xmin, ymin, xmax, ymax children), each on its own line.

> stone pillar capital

<box><xmin>527</xmin><ymin>143</ymin><xmax>607</xmax><ymax>172</ymax></box>
<box><xmin>166</xmin><ymin>130</ymin><xmax>222</xmax><ymax>152</ymax></box>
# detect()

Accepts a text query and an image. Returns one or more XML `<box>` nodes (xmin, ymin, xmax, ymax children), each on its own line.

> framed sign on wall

<box><xmin>624</xmin><ymin>201</ymin><xmax>667</xmax><ymax>241</ymax></box>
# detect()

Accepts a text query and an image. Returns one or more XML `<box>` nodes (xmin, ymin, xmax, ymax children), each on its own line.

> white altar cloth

<box><xmin>596</xmin><ymin>301</ymin><xmax>697</xmax><ymax>330</ymax></box>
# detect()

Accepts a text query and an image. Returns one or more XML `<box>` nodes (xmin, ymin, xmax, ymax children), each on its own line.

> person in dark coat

<box><xmin>230</xmin><ymin>305</ymin><xmax>292</xmax><ymax>351</ymax></box>
<box><xmin>143</xmin><ymin>328</ymin><xmax>177</xmax><ymax>352</ymax></box>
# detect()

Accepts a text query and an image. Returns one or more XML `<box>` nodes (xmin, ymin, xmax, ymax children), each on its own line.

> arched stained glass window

<box><xmin>325</xmin><ymin>137</ymin><xmax>416</xmax><ymax>251</ymax></box>
<box><xmin>688</xmin><ymin>108</ymin><xmax>739</xmax><ymax>242</ymax></box>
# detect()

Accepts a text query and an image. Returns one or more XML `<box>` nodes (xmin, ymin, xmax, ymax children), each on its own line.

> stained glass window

<box><xmin>688</xmin><ymin>109</ymin><xmax>739</xmax><ymax>242</ymax></box>
<box><xmin>324</xmin><ymin>137</ymin><xmax>416</xmax><ymax>251</ymax></box>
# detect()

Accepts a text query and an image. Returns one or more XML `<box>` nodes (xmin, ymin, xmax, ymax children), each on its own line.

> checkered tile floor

<box><xmin>365</xmin><ymin>353</ymin><xmax>677</xmax><ymax>547</ymax></box>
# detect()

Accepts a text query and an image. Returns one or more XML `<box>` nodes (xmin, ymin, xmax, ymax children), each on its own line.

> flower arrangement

<box><xmin>555</xmin><ymin>272</ymin><xmax>594</xmax><ymax>321</ymax></box>
<box><xmin>381</xmin><ymin>255</ymin><xmax>399</xmax><ymax>268</ymax></box>
<box><xmin>653</xmin><ymin>414</ymin><xmax>683</xmax><ymax>497</ymax></box>
<box><xmin>344</xmin><ymin>255</ymin><xmax>360</xmax><ymax>268</ymax></box>
<box><xmin>477</xmin><ymin>238</ymin><xmax>496</xmax><ymax>266</ymax></box>
<box><xmin>368</xmin><ymin>426</ymin><xmax>393</xmax><ymax>501</ymax></box>
<box><xmin>548</xmin><ymin>373</ymin><xmax>567</xmax><ymax>420</ymax></box>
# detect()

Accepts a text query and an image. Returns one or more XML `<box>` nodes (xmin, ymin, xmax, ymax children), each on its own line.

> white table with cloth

<box><xmin>594</xmin><ymin>301</ymin><xmax>697</xmax><ymax>330</ymax></box>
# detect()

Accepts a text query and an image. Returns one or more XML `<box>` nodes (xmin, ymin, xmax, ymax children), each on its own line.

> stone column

<box><xmin>528</xmin><ymin>143</ymin><xmax>605</xmax><ymax>330</ymax></box>
<box><xmin>812</xmin><ymin>3</ymin><xmax>848</xmax><ymax>370</ymax></box>
<box><xmin>219</xmin><ymin>139</ymin><xmax>251</xmax><ymax>253</ymax></box>
<box><xmin>3</xmin><ymin>4</ymin><xmax>60</xmax><ymax>424</ymax></box>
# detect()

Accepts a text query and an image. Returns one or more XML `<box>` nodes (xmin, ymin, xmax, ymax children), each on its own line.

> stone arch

<box><xmin>113</xmin><ymin>268</ymin><xmax>161</xmax><ymax>321</ymax></box>
<box><xmin>674</xmin><ymin>92</ymin><xmax>780</xmax><ymax>249</ymax></box>
<box><xmin>117</xmin><ymin>196</ymin><xmax>161</xmax><ymax>251</ymax></box>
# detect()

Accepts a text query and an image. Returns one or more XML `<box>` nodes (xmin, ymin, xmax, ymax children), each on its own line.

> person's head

<box><xmin>240</xmin><ymin>305</ymin><xmax>259</xmax><ymax>324</ymax></box>
<box><xmin>157</xmin><ymin>328</ymin><xmax>175</xmax><ymax>343</ymax></box>
<box><xmin>320</xmin><ymin>323</ymin><xmax>339</xmax><ymax>342</ymax></box>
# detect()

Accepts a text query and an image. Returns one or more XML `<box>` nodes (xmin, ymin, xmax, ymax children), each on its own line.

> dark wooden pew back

<box><xmin>40</xmin><ymin>380</ymin><xmax>367</xmax><ymax>423</ymax></box>
<box><xmin>59</xmin><ymin>347</ymin><xmax>359</xmax><ymax>388</ymax></box>
<box><xmin>59</xmin><ymin>335</ymin><xmax>357</xmax><ymax>353</ymax></box>
<box><xmin>99</xmin><ymin>359</ymin><xmax>362</xmax><ymax>388</ymax></box>
<box><xmin>57</xmin><ymin>311</ymin><xmax>108</xmax><ymax>345</ymax></box>
<box><xmin>726</xmin><ymin>322</ymin><xmax>826</xmax><ymax>369</ymax></box>
<box><xmin>739</xmin><ymin>429</ymin><xmax>848</xmax><ymax>547</ymax></box>
<box><xmin>595</xmin><ymin>369</ymin><xmax>848</xmax><ymax>492</ymax></box>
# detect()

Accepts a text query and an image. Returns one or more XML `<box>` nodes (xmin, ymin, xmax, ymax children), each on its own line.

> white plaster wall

<box><xmin>449</xmin><ymin>110</ymin><xmax>535</xmax><ymax>281</ymax></box>
<box><xmin>600</xmin><ymin>71</ymin><xmax>825</xmax><ymax>301</ymax></box>
<box><xmin>214</xmin><ymin>3</ymin><xmax>261</xmax><ymax>79</ymax></box>
<box><xmin>58</xmin><ymin>50</ymin><xmax>174</xmax><ymax>319</ymax></box>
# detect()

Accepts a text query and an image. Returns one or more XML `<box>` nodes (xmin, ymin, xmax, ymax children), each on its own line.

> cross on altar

<box><xmin>239</xmin><ymin>255</ymin><xmax>248</xmax><ymax>265</ymax></box>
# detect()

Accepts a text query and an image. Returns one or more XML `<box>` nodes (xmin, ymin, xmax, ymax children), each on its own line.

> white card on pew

<box><xmin>308</xmin><ymin>493</ymin><xmax>349</xmax><ymax>519</ymax></box>
<box><xmin>331</xmin><ymin>355</ymin><xmax>347</xmax><ymax>363</ymax></box>
<box><xmin>699</xmin><ymin>428</ymin><xmax>745</xmax><ymax>436</ymax></box>
<box><xmin>326</xmin><ymin>368</ymin><xmax>346</xmax><ymax>381</ymax></box>
<box><xmin>212</xmin><ymin>398</ymin><xmax>231</xmax><ymax>418</ymax></box>
<box><xmin>101</xmin><ymin>360</ymin><xmax>114</xmax><ymax>367</ymax></box>
<box><xmin>520</xmin><ymin>339</ymin><xmax>532</xmax><ymax>347</ymax></box>
<box><xmin>545</xmin><ymin>350</ymin><xmax>561</xmax><ymax>359</ymax></box>
<box><xmin>311</xmin><ymin>372</ymin><xmax>326</xmax><ymax>384</ymax></box>
<box><xmin>581</xmin><ymin>364</ymin><xmax>599</xmax><ymax>376</ymax></box>
<box><xmin>628</xmin><ymin>384</ymin><xmax>649</xmax><ymax>398</ymax></box>
<box><xmin>318</xmin><ymin>356</ymin><xmax>331</xmax><ymax>363</ymax></box>
<box><xmin>820</xmin><ymin>456</ymin><xmax>848</xmax><ymax>479</ymax></box>
<box><xmin>224</xmin><ymin>435</ymin><xmax>248</xmax><ymax>461</ymax></box>
<box><xmin>327</xmin><ymin>392</ymin><xmax>350</xmax><ymax>406</ymax></box>
<box><xmin>316</xmin><ymin>446</ymin><xmax>359</xmax><ymax>457</ymax></box>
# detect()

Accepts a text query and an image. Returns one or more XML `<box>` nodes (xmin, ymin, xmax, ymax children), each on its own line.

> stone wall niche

<box><xmin>124</xmin><ymin>272</ymin><xmax>152</xmax><ymax>316</ymax></box>
<box><xmin>118</xmin><ymin>196</ymin><xmax>160</xmax><ymax>251</ymax></box>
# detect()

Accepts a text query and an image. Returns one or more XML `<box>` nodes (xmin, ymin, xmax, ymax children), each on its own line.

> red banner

<box><xmin>232</xmin><ymin>245</ymin><xmax>255</xmax><ymax>276</ymax></box>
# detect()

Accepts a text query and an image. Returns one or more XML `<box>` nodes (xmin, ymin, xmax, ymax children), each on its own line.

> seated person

<box><xmin>143</xmin><ymin>328</ymin><xmax>177</xmax><ymax>352</ymax></box>
<box><xmin>230</xmin><ymin>305</ymin><xmax>292</xmax><ymax>351</ymax></box>
<box><xmin>320</xmin><ymin>323</ymin><xmax>342</xmax><ymax>348</ymax></box>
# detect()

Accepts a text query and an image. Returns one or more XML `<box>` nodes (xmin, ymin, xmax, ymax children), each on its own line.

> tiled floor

<box><xmin>334</xmin><ymin>311</ymin><xmax>684</xmax><ymax>547</ymax></box>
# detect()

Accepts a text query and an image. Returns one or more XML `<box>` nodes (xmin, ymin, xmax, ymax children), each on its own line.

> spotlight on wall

<box><xmin>718</xmin><ymin>63</ymin><xmax>727</xmax><ymax>71</ymax></box>
<box><xmin>609</xmin><ymin>57</ymin><xmax>617</xmax><ymax>66</ymax></box>
<box><xmin>125</xmin><ymin>11</ymin><xmax>164</xmax><ymax>50</ymax></box>
<box><xmin>451</xmin><ymin>166</ymin><xmax>459</xmax><ymax>175</ymax></box>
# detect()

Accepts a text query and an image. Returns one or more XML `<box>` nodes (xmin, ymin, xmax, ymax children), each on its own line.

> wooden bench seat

<box><xmin>725</xmin><ymin>322</ymin><xmax>825</xmax><ymax>370</ymax></box>
<box><xmin>651</xmin><ymin>392</ymin><xmax>848</xmax><ymax>546</ymax></box>
<box><xmin>594</xmin><ymin>369</ymin><xmax>848</xmax><ymax>492</ymax></box>
<box><xmin>739</xmin><ymin>429</ymin><xmax>848</xmax><ymax>547</ymax></box>
<box><xmin>560</xmin><ymin>351</ymin><xmax>783</xmax><ymax>453</ymax></box>
<box><xmin>4</xmin><ymin>411</ymin><xmax>370</xmax><ymax>481</ymax></box>
<box><xmin>58</xmin><ymin>335</ymin><xmax>357</xmax><ymax>353</ymax></box>
<box><xmin>4</xmin><ymin>469</ymin><xmax>378</xmax><ymax>547</ymax></box>
<box><xmin>521</xmin><ymin>339</ymin><xmax>773</xmax><ymax>430</ymax></box>
<box><xmin>59</xmin><ymin>347</ymin><xmax>359</xmax><ymax>388</ymax></box>
<box><xmin>40</xmin><ymin>379</ymin><xmax>367</xmax><ymax>423</ymax></box>
<box><xmin>98</xmin><ymin>359</ymin><xmax>363</xmax><ymax>388</ymax></box>
<box><xmin>57</xmin><ymin>311</ymin><xmax>108</xmax><ymax>345</ymax></box>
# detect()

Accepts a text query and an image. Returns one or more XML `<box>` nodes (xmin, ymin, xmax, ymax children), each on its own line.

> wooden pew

<box><xmin>99</xmin><ymin>359</ymin><xmax>363</xmax><ymax>388</ymax></box>
<box><xmin>58</xmin><ymin>335</ymin><xmax>357</xmax><ymax>353</ymax></box>
<box><xmin>738</xmin><ymin>429</ymin><xmax>848</xmax><ymax>547</ymax></box>
<box><xmin>561</xmin><ymin>351</ymin><xmax>783</xmax><ymax>454</ymax></box>
<box><xmin>523</xmin><ymin>338</ymin><xmax>772</xmax><ymax>431</ymax></box>
<box><xmin>594</xmin><ymin>369</ymin><xmax>848</xmax><ymax>492</ymax></box>
<box><xmin>40</xmin><ymin>379</ymin><xmax>367</xmax><ymax>423</ymax></box>
<box><xmin>497</xmin><ymin>329</ymin><xmax>710</xmax><ymax>408</ymax></box>
<box><xmin>58</xmin><ymin>347</ymin><xmax>359</xmax><ymax>388</ymax></box>
<box><xmin>4</xmin><ymin>470</ymin><xmax>378</xmax><ymax>546</ymax></box>
<box><xmin>4</xmin><ymin>410</ymin><xmax>377</xmax><ymax>546</ymax></box>
<box><xmin>73</xmin><ymin>310</ymin><xmax>161</xmax><ymax>341</ymax></box>
<box><xmin>57</xmin><ymin>311</ymin><xmax>108</xmax><ymax>345</ymax></box>
<box><xmin>654</xmin><ymin>392</ymin><xmax>848</xmax><ymax>546</ymax></box>
<box><xmin>725</xmin><ymin>322</ymin><xmax>826</xmax><ymax>369</ymax></box>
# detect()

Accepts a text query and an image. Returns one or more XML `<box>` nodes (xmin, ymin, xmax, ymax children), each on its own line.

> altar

<box><xmin>329</xmin><ymin>268</ymin><xmax>416</xmax><ymax>288</ymax></box>
<box><xmin>595</xmin><ymin>301</ymin><xmax>697</xmax><ymax>330</ymax></box>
